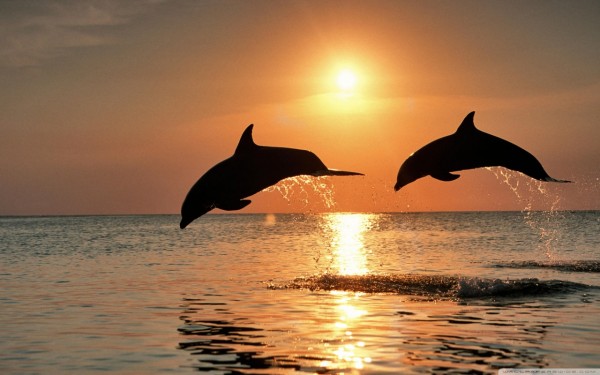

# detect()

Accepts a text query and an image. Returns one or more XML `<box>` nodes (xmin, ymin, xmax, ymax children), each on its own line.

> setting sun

<box><xmin>337</xmin><ymin>69</ymin><xmax>357</xmax><ymax>91</ymax></box>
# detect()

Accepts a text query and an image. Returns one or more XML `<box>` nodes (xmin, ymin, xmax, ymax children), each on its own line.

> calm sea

<box><xmin>1</xmin><ymin>211</ymin><xmax>599</xmax><ymax>374</ymax></box>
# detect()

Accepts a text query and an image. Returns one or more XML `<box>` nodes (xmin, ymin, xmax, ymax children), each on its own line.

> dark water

<box><xmin>1</xmin><ymin>211</ymin><xmax>599</xmax><ymax>374</ymax></box>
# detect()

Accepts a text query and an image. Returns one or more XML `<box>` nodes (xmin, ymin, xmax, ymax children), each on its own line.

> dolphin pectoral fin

<box><xmin>216</xmin><ymin>200</ymin><xmax>252</xmax><ymax>211</ymax></box>
<box><xmin>313</xmin><ymin>169</ymin><xmax>364</xmax><ymax>176</ymax></box>
<box><xmin>431</xmin><ymin>172</ymin><xmax>461</xmax><ymax>181</ymax></box>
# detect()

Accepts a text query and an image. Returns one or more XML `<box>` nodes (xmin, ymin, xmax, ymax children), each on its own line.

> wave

<box><xmin>493</xmin><ymin>260</ymin><xmax>600</xmax><ymax>273</ymax></box>
<box><xmin>268</xmin><ymin>273</ymin><xmax>592</xmax><ymax>299</ymax></box>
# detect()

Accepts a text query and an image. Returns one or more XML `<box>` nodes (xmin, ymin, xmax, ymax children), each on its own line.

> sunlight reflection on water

<box><xmin>329</xmin><ymin>291</ymin><xmax>372</xmax><ymax>371</ymax></box>
<box><xmin>319</xmin><ymin>214</ymin><xmax>380</xmax><ymax>371</ymax></box>
<box><xmin>325</xmin><ymin>213</ymin><xmax>377</xmax><ymax>275</ymax></box>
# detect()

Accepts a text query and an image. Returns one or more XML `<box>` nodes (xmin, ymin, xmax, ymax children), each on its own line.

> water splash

<box><xmin>486</xmin><ymin>167</ymin><xmax>561</xmax><ymax>209</ymax></box>
<box><xmin>264</xmin><ymin>175</ymin><xmax>337</xmax><ymax>210</ymax></box>
<box><xmin>269</xmin><ymin>273</ymin><xmax>591</xmax><ymax>300</ymax></box>
<box><xmin>494</xmin><ymin>260</ymin><xmax>600</xmax><ymax>273</ymax></box>
<box><xmin>487</xmin><ymin>167</ymin><xmax>564</xmax><ymax>260</ymax></box>
<box><xmin>263</xmin><ymin>178</ymin><xmax>340</xmax><ymax>274</ymax></box>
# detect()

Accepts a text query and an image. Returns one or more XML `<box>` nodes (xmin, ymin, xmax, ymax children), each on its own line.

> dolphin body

<box><xmin>394</xmin><ymin>111</ymin><xmax>571</xmax><ymax>191</ymax></box>
<box><xmin>180</xmin><ymin>124</ymin><xmax>363</xmax><ymax>228</ymax></box>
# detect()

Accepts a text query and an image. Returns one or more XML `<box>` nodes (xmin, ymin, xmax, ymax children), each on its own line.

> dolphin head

<box><xmin>394</xmin><ymin>154</ymin><xmax>421</xmax><ymax>191</ymax></box>
<box><xmin>180</xmin><ymin>196</ymin><xmax>214</xmax><ymax>229</ymax></box>
<box><xmin>180</xmin><ymin>206</ymin><xmax>211</xmax><ymax>229</ymax></box>
<box><xmin>180</xmin><ymin>175</ymin><xmax>218</xmax><ymax>229</ymax></box>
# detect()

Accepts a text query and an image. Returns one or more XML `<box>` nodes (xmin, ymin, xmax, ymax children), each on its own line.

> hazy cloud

<box><xmin>0</xmin><ymin>0</ymin><xmax>164</xmax><ymax>67</ymax></box>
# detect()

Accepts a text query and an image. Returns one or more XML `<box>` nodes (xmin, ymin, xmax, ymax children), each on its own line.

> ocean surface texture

<box><xmin>1</xmin><ymin>211</ymin><xmax>599</xmax><ymax>374</ymax></box>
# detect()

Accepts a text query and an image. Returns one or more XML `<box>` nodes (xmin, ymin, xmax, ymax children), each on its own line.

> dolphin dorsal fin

<box><xmin>456</xmin><ymin>111</ymin><xmax>477</xmax><ymax>134</ymax></box>
<box><xmin>234</xmin><ymin>124</ymin><xmax>257</xmax><ymax>155</ymax></box>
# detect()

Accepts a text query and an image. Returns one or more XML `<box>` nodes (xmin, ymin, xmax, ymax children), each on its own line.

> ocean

<box><xmin>1</xmin><ymin>211</ymin><xmax>599</xmax><ymax>374</ymax></box>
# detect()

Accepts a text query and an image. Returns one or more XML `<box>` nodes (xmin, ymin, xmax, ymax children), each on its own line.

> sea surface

<box><xmin>1</xmin><ymin>211</ymin><xmax>599</xmax><ymax>374</ymax></box>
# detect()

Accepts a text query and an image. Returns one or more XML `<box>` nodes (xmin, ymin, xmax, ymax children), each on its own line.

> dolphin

<box><xmin>394</xmin><ymin>111</ymin><xmax>571</xmax><ymax>191</ymax></box>
<box><xmin>180</xmin><ymin>124</ymin><xmax>363</xmax><ymax>228</ymax></box>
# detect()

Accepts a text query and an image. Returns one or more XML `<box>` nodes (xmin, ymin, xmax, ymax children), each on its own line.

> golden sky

<box><xmin>1</xmin><ymin>0</ymin><xmax>598</xmax><ymax>215</ymax></box>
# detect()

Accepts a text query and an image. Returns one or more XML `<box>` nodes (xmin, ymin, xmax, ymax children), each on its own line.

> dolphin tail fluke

<box><xmin>544</xmin><ymin>176</ymin><xmax>572</xmax><ymax>183</ymax></box>
<box><xmin>314</xmin><ymin>169</ymin><xmax>364</xmax><ymax>177</ymax></box>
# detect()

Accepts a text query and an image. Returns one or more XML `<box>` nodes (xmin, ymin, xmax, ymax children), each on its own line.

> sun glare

<box><xmin>336</xmin><ymin>69</ymin><xmax>357</xmax><ymax>91</ymax></box>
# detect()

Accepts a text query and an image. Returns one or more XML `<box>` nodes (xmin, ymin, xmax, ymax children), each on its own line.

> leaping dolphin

<box><xmin>394</xmin><ymin>111</ymin><xmax>571</xmax><ymax>191</ymax></box>
<box><xmin>180</xmin><ymin>124</ymin><xmax>363</xmax><ymax>228</ymax></box>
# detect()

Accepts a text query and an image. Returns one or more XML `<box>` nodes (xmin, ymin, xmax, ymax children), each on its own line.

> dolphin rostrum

<box><xmin>394</xmin><ymin>111</ymin><xmax>571</xmax><ymax>191</ymax></box>
<box><xmin>180</xmin><ymin>124</ymin><xmax>363</xmax><ymax>228</ymax></box>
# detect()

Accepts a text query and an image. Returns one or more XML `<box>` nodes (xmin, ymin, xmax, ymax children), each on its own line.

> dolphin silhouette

<box><xmin>394</xmin><ymin>111</ymin><xmax>571</xmax><ymax>191</ymax></box>
<box><xmin>180</xmin><ymin>124</ymin><xmax>363</xmax><ymax>228</ymax></box>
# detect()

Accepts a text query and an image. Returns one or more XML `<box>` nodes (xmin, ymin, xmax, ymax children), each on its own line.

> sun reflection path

<box><xmin>325</xmin><ymin>213</ymin><xmax>375</xmax><ymax>275</ymax></box>
<box><xmin>320</xmin><ymin>214</ymin><xmax>376</xmax><ymax>372</ymax></box>
<box><xmin>317</xmin><ymin>290</ymin><xmax>373</xmax><ymax>373</ymax></box>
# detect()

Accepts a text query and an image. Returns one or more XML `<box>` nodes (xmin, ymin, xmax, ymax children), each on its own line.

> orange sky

<box><xmin>1</xmin><ymin>1</ymin><xmax>599</xmax><ymax>215</ymax></box>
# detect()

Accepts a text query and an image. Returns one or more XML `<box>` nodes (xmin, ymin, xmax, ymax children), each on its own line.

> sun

<box><xmin>336</xmin><ymin>69</ymin><xmax>357</xmax><ymax>91</ymax></box>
